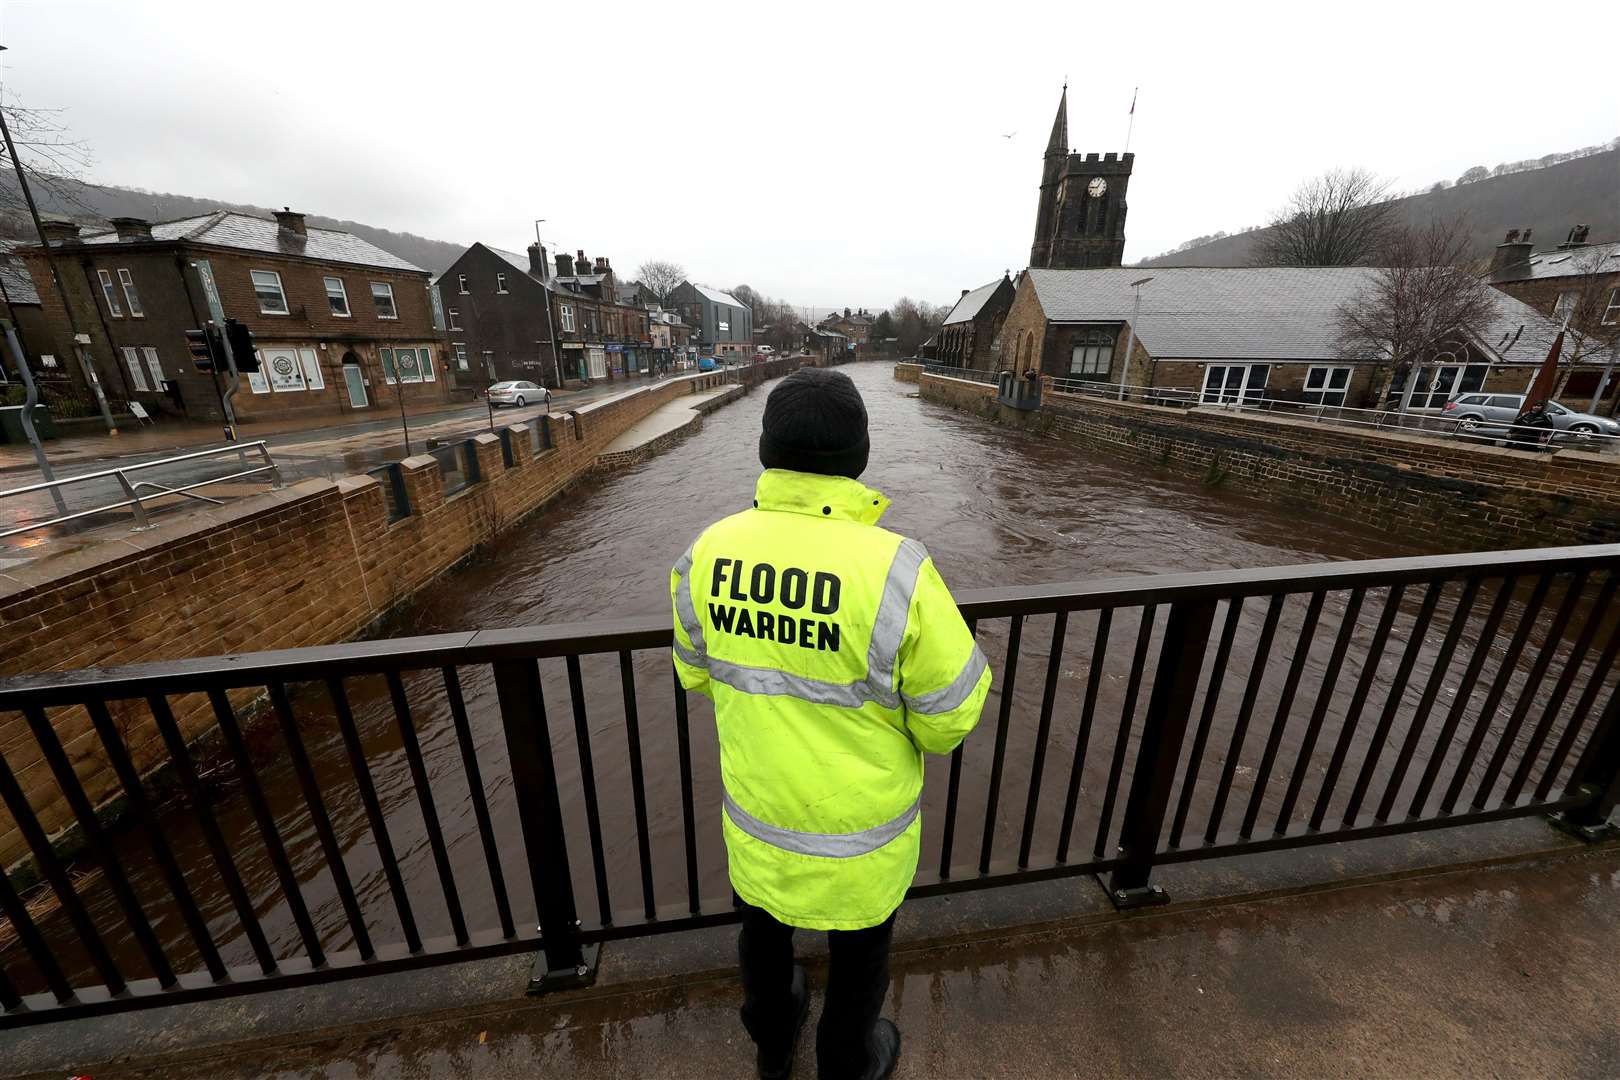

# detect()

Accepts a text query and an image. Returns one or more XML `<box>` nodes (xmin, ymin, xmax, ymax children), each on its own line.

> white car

<box><xmin>485</xmin><ymin>380</ymin><xmax>551</xmax><ymax>408</ymax></box>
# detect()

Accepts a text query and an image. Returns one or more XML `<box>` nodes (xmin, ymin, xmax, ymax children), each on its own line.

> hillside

<box><xmin>0</xmin><ymin>174</ymin><xmax>470</xmax><ymax>274</ymax></box>
<box><xmin>1138</xmin><ymin>150</ymin><xmax>1619</xmax><ymax>267</ymax></box>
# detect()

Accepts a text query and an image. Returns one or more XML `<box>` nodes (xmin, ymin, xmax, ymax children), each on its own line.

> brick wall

<box><xmin>919</xmin><ymin>371</ymin><xmax>1620</xmax><ymax>553</ymax></box>
<box><xmin>0</xmin><ymin>358</ymin><xmax>799</xmax><ymax>868</ymax></box>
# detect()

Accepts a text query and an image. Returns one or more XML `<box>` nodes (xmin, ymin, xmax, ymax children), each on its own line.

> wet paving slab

<box><xmin>10</xmin><ymin>838</ymin><xmax>1620</xmax><ymax>1080</ymax></box>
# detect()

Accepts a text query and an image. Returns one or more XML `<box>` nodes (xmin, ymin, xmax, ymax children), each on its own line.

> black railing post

<box><xmin>1556</xmin><ymin>680</ymin><xmax>1620</xmax><ymax>840</ymax></box>
<box><xmin>492</xmin><ymin>658</ymin><xmax>599</xmax><ymax>993</ymax></box>
<box><xmin>1106</xmin><ymin>599</ymin><xmax>1216</xmax><ymax>908</ymax></box>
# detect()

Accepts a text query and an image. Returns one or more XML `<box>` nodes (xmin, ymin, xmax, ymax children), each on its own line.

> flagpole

<box><xmin>1124</xmin><ymin>87</ymin><xmax>1138</xmax><ymax>152</ymax></box>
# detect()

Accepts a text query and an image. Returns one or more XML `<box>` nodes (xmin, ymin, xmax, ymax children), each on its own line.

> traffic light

<box><xmin>224</xmin><ymin>320</ymin><xmax>259</xmax><ymax>372</ymax></box>
<box><xmin>185</xmin><ymin>327</ymin><xmax>221</xmax><ymax>372</ymax></box>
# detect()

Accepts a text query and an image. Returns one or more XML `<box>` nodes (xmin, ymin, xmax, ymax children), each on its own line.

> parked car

<box><xmin>1444</xmin><ymin>393</ymin><xmax>1620</xmax><ymax>439</ymax></box>
<box><xmin>484</xmin><ymin>380</ymin><xmax>551</xmax><ymax>408</ymax></box>
<box><xmin>697</xmin><ymin>356</ymin><xmax>720</xmax><ymax>372</ymax></box>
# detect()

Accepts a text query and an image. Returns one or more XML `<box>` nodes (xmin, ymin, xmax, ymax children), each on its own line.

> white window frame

<box><xmin>1553</xmin><ymin>291</ymin><xmax>1575</xmax><ymax>319</ymax></box>
<box><xmin>371</xmin><ymin>281</ymin><xmax>398</xmax><ymax>320</ymax></box>
<box><xmin>458</xmin><ymin>273</ymin><xmax>469</xmax><ymax>295</ymax></box>
<box><xmin>1303</xmin><ymin>364</ymin><xmax>1354</xmax><ymax>407</ymax></box>
<box><xmin>448</xmin><ymin>307</ymin><xmax>461</xmax><ymax>331</ymax></box>
<box><xmin>140</xmin><ymin>346</ymin><xmax>164</xmax><ymax>387</ymax></box>
<box><xmin>121</xmin><ymin>346</ymin><xmax>148</xmax><ymax>391</ymax></box>
<box><xmin>1201</xmin><ymin>363</ymin><xmax>1271</xmax><ymax>405</ymax></box>
<box><xmin>118</xmin><ymin>269</ymin><xmax>144</xmax><ymax>318</ymax></box>
<box><xmin>298</xmin><ymin>348</ymin><xmax>325</xmax><ymax>390</ymax></box>
<box><xmin>421</xmin><ymin>347</ymin><xmax>436</xmax><ymax>382</ymax></box>
<box><xmin>455</xmin><ymin>344</ymin><xmax>469</xmax><ymax>371</ymax></box>
<box><xmin>1604</xmin><ymin>287</ymin><xmax>1620</xmax><ymax>327</ymax></box>
<box><xmin>324</xmin><ymin>276</ymin><xmax>351</xmax><ymax>317</ymax></box>
<box><xmin>251</xmin><ymin>269</ymin><xmax>290</xmax><ymax>315</ymax></box>
<box><xmin>560</xmin><ymin>303</ymin><xmax>575</xmax><ymax>332</ymax></box>
<box><xmin>496</xmin><ymin>272</ymin><xmax>508</xmax><ymax>294</ymax></box>
<box><xmin>98</xmin><ymin>269</ymin><xmax>123</xmax><ymax>317</ymax></box>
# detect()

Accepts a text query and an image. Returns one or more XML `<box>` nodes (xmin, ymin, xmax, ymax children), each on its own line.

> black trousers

<box><xmin>738</xmin><ymin>902</ymin><xmax>897</xmax><ymax>1078</ymax></box>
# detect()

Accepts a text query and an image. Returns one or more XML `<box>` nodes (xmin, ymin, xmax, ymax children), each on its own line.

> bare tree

<box><xmin>0</xmin><ymin>92</ymin><xmax>96</xmax><ymax>219</ymax></box>
<box><xmin>890</xmin><ymin>297</ymin><xmax>948</xmax><ymax>357</ymax></box>
<box><xmin>1556</xmin><ymin>248</ymin><xmax>1620</xmax><ymax>412</ymax></box>
<box><xmin>1252</xmin><ymin>167</ymin><xmax>1396</xmax><ymax>267</ymax></box>
<box><xmin>731</xmin><ymin>283</ymin><xmax>762</xmax><ymax>320</ymax></box>
<box><xmin>635</xmin><ymin>259</ymin><xmax>686</xmax><ymax>305</ymax></box>
<box><xmin>1335</xmin><ymin>216</ymin><xmax>1499</xmax><ymax>410</ymax></box>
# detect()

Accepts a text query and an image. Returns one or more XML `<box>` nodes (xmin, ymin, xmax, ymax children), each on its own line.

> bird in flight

<box><xmin>1001</xmin><ymin>131</ymin><xmax>1017</xmax><ymax>138</ymax></box>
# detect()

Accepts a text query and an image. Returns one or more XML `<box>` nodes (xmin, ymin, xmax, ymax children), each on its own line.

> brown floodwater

<box><xmin>6</xmin><ymin>363</ymin><xmax>1612</xmax><ymax>999</ymax></box>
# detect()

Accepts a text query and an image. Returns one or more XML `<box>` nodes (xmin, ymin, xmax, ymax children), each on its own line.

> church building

<box><xmin>1028</xmin><ymin>87</ymin><xmax>1133</xmax><ymax>270</ymax></box>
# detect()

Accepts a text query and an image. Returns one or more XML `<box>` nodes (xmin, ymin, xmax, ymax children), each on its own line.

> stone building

<box><xmin>935</xmin><ymin>275</ymin><xmax>1016</xmax><ymax>370</ymax></box>
<box><xmin>1488</xmin><ymin>227</ymin><xmax>1620</xmax><ymax>407</ymax></box>
<box><xmin>20</xmin><ymin>210</ymin><xmax>449</xmax><ymax>423</ymax></box>
<box><xmin>999</xmin><ymin>266</ymin><xmax>1569</xmax><ymax>409</ymax></box>
<box><xmin>1028</xmin><ymin>87</ymin><xmax>1132</xmax><ymax>270</ymax></box>
<box><xmin>438</xmin><ymin>243</ymin><xmax>652</xmax><ymax>387</ymax></box>
<box><xmin>0</xmin><ymin>242</ymin><xmax>55</xmax><ymax>386</ymax></box>
<box><xmin>818</xmin><ymin>308</ymin><xmax>874</xmax><ymax>345</ymax></box>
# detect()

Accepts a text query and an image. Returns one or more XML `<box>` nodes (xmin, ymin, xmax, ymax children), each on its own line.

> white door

<box><xmin>342</xmin><ymin>363</ymin><xmax>368</xmax><ymax>407</ymax></box>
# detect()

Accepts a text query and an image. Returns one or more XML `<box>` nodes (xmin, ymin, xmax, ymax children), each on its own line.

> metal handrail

<box><xmin>0</xmin><ymin>440</ymin><xmax>279</xmax><ymax>539</ymax></box>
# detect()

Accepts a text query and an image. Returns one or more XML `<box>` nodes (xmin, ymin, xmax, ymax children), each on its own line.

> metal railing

<box><xmin>0</xmin><ymin>442</ymin><xmax>280</xmax><ymax>539</ymax></box>
<box><xmin>0</xmin><ymin>545</ymin><xmax>1617</xmax><ymax>1026</ymax></box>
<box><xmin>1038</xmin><ymin>376</ymin><xmax>1620</xmax><ymax>453</ymax></box>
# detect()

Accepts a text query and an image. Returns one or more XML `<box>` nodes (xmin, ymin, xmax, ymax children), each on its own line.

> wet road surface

<box><xmin>6</xmin><ymin>363</ymin><xmax>1611</xmax><ymax>1012</ymax></box>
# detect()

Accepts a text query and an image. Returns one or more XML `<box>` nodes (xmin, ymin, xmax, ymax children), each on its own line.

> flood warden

<box><xmin>671</xmin><ymin>367</ymin><xmax>990</xmax><ymax>1080</ymax></box>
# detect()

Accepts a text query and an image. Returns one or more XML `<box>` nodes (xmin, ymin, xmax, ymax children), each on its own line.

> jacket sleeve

<box><xmin>896</xmin><ymin>557</ymin><xmax>991</xmax><ymax>755</ymax></box>
<box><xmin>671</xmin><ymin>543</ymin><xmax>712</xmax><ymax>699</ymax></box>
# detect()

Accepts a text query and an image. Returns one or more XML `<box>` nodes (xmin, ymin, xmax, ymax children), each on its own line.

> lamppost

<box><xmin>0</xmin><ymin>45</ymin><xmax>116</xmax><ymax>434</ymax></box>
<box><xmin>1117</xmin><ymin>276</ymin><xmax>1153</xmax><ymax>401</ymax></box>
<box><xmin>535</xmin><ymin>218</ymin><xmax>562</xmax><ymax>389</ymax></box>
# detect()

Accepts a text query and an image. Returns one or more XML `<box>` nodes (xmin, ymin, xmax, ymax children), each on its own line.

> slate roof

<box><xmin>1026</xmin><ymin>266</ymin><xmax>1562</xmax><ymax>364</ymax></box>
<box><xmin>942</xmin><ymin>279</ymin><xmax>1004</xmax><ymax>325</ymax></box>
<box><xmin>0</xmin><ymin>256</ymin><xmax>40</xmax><ymax>305</ymax></box>
<box><xmin>72</xmin><ymin>211</ymin><xmax>425</xmax><ymax>273</ymax></box>
<box><xmin>689</xmin><ymin>283</ymin><xmax>747</xmax><ymax>309</ymax></box>
<box><xmin>488</xmin><ymin>246</ymin><xmax>537</xmax><ymax>277</ymax></box>
<box><xmin>1492</xmin><ymin>241</ymin><xmax>1620</xmax><ymax>283</ymax></box>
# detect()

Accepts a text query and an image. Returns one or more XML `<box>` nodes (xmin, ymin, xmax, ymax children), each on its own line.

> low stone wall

<box><xmin>0</xmin><ymin>358</ymin><xmax>799</xmax><ymax>868</ymax></box>
<box><xmin>919</xmin><ymin>372</ymin><xmax>1620</xmax><ymax>552</ymax></box>
<box><xmin>894</xmin><ymin>362</ymin><xmax>921</xmax><ymax>384</ymax></box>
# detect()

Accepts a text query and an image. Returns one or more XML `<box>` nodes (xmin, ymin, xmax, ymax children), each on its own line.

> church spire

<box><xmin>1045</xmin><ymin>83</ymin><xmax>1068</xmax><ymax>157</ymax></box>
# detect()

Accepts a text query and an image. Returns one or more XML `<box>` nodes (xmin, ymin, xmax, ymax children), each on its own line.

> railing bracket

<box><xmin>1105</xmin><ymin>881</ymin><xmax>1171</xmax><ymax>911</ymax></box>
<box><xmin>1547</xmin><ymin>811</ymin><xmax>1620</xmax><ymax>844</ymax></box>
<box><xmin>526</xmin><ymin>942</ymin><xmax>599</xmax><ymax>996</ymax></box>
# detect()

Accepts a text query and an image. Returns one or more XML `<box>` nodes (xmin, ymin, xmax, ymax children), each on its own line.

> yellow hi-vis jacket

<box><xmin>671</xmin><ymin>469</ymin><xmax>991</xmax><ymax>930</ymax></box>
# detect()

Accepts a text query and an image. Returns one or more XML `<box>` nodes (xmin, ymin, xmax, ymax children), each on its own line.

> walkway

<box><xmin>597</xmin><ymin>384</ymin><xmax>742</xmax><ymax>465</ymax></box>
<box><xmin>10</xmin><ymin>834</ymin><xmax>1619</xmax><ymax>1079</ymax></box>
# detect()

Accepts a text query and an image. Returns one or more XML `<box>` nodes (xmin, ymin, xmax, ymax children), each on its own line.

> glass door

<box><xmin>1202</xmin><ymin>364</ymin><xmax>1269</xmax><ymax>404</ymax></box>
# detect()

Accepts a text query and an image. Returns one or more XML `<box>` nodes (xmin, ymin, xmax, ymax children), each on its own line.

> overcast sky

<box><xmin>2</xmin><ymin>0</ymin><xmax>1614</xmax><ymax>315</ymax></box>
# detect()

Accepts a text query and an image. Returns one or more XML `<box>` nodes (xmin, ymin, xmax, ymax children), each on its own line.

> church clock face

<box><xmin>1087</xmin><ymin>177</ymin><xmax>1108</xmax><ymax>198</ymax></box>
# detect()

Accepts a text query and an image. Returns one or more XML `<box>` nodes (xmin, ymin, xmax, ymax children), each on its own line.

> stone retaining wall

<box><xmin>0</xmin><ymin>358</ymin><xmax>799</xmax><ymax>868</ymax></box>
<box><xmin>919</xmin><ymin>371</ymin><xmax>1620</xmax><ymax>552</ymax></box>
<box><xmin>894</xmin><ymin>362</ymin><xmax>921</xmax><ymax>383</ymax></box>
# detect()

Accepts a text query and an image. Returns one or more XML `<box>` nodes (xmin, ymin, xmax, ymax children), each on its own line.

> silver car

<box><xmin>485</xmin><ymin>380</ymin><xmax>551</xmax><ymax>408</ymax></box>
<box><xmin>1444</xmin><ymin>392</ymin><xmax>1620</xmax><ymax>440</ymax></box>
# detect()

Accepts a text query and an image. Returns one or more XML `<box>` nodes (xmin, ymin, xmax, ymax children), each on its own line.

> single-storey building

<box><xmin>935</xmin><ymin>274</ymin><xmax>1015</xmax><ymax>370</ymax></box>
<box><xmin>1000</xmin><ymin>266</ymin><xmax>1576</xmax><ymax>411</ymax></box>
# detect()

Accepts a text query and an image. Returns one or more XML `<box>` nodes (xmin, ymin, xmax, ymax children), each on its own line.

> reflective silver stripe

<box><xmin>864</xmin><ymin>539</ymin><xmax>929</xmax><ymax>709</ymax></box>
<box><xmin>673</xmin><ymin>639</ymin><xmax>704</xmax><ymax>668</ymax></box>
<box><xmin>672</xmin><ymin>545</ymin><xmax>707</xmax><ymax>661</ymax></box>
<box><xmin>902</xmin><ymin>645</ymin><xmax>989</xmax><ymax>715</ymax></box>
<box><xmin>708</xmin><ymin>656</ymin><xmax>872</xmax><ymax>709</ymax></box>
<box><xmin>723</xmin><ymin>789</ymin><xmax>920</xmax><ymax>859</ymax></box>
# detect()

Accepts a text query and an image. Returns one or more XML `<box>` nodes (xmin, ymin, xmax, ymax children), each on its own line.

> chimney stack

<box><xmin>576</xmin><ymin>250</ymin><xmax>588</xmax><ymax>274</ymax></box>
<box><xmin>960</xmin><ymin>289</ymin><xmax>969</xmax><ymax>298</ymax></box>
<box><xmin>593</xmin><ymin>256</ymin><xmax>607</xmax><ymax>273</ymax></box>
<box><xmin>529</xmin><ymin>242</ymin><xmax>549</xmax><ymax>279</ymax></box>
<box><xmin>38</xmin><ymin>218</ymin><xmax>82</xmax><ymax>244</ymax></box>
<box><xmin>1490</xmin><ymin>227</ymin><xmax>1534</xmax><ymax>277</ymax></box>
<box><xmin>1558</xmin><ymin>224</ymin><xmax>1591</xmax><ymax>250</ymax></box>
<box><xmin>109</xmin><ymin>217</ymin><xmax>153</xmax><ymax>242</ymax></box>
<box><xmin>273</xmin><ymin>207</ymin><xmax>307</xmax><ymax>237</ymax></box>
<box><xmin>556</xmin><ymin>251</ymin><xmax>575</xmax><ymax>278</ymax></box>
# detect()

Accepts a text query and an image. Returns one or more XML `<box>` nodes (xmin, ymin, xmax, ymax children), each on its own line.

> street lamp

<box><xmin>535</xmin><ymin>218</ymin><xmax>563</xmax><ymax>389</ymax></box>
<box><xmin>1117</xmin><ymin>276</ymin><xmax>1153</xmax><ymax>402</ymax></box>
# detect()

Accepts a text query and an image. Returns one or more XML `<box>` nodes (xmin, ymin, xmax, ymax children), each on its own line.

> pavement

<box><xmin>600</xmin><ymin>384</ymin><xmax>743</xmax><ymax>457</ymax></box>
<box><xmin>0</xmin><ymin>379</ymin><xmax>647</xmax><ymax>559</ymax></box>
<box><xmin>8</xmin><ymin>822</ymin><xmax>1620</xmax><ymax>1079</ymax></box>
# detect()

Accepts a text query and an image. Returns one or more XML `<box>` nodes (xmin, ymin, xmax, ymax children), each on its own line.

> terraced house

<box><xmin>20</xmin><ymin>209</ymin><xmax>450</xmax><ymax>424</ymax></box>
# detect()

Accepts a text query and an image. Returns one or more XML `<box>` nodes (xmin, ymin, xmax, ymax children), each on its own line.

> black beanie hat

<box><xmin>758</xmin><ymin>368</ymin><xmax>870</xmax><ymax>480</ymax></box>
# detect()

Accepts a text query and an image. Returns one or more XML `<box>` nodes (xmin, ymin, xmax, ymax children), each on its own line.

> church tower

<box><xmin>1028</xmin><ymin>87</ymin><xmax>1132</xmax><ymax>270</ymax></box>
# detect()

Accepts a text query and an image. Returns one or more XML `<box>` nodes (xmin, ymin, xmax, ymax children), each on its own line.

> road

<box><xmin>0</xmin><ymin>379</ymin><xmax>638</xmax><ymax>557</ymax></box>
